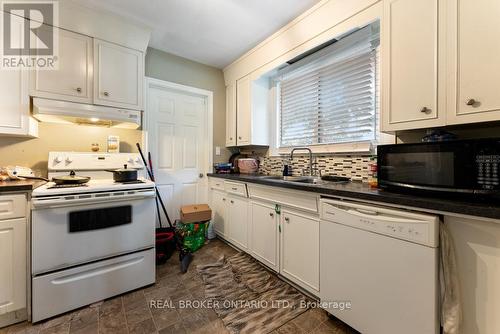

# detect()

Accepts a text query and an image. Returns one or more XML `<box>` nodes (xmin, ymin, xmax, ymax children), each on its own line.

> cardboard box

<box><xmin>180</xmin><ymin>204</ymin><xmax>212</xmax><ymax>223</ymax></box>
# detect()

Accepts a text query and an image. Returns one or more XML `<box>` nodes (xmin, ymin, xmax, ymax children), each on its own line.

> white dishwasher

<box><xmin>320</xmin><ymin>198</ymin><xmax>439</xmax><ymax>334</ymax></box>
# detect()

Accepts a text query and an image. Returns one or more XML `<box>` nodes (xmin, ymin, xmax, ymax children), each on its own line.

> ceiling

<box><xmin>70</xmin><ymin>0</ymin><xmax>321</xmax><ymax>69</ymax></box>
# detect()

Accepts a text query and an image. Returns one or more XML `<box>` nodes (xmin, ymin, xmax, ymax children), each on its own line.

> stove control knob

<box><xmin>65</xmin><ymin>157</ymin><xmax>73</xmax><ymax>164</ymax></box>
<box><xmin>54</xmin><ymin>156</ymin><xmax>63</xmax><ymax>164</ymax></box>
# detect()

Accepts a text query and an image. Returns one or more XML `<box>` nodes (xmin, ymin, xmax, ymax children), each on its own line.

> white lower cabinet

<box><xmin>208</xmin><ymin>178</ymin><xmax>320</xmax><ymax>295</ymax></box>
<box><xmin>249</xmin><ymin>201</ymin><xmax>279</xmax><ymax>272</ymax></box>
<box><xmin>226</xmin><ymin>195</ymin><xmax>249</xmax><ymax>250</ymax></box>
<box><xmin>0</xmin><ymin>217</ymin><xmax>26</xmax><ymax>316</ymax></box>
<box><xmin>280</xmin><ymin>209</ymin><xmax>320</xmax><ymax>295</ymax></box>
<box><xmin>211</xmin><ymin>190</ymin><xmax>227</xmax><ymax>237</ymax></box>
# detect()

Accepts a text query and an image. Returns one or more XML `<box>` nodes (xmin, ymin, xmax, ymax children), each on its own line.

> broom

<box><xmin>136</xmin><ymin>143</ymin><xmax>193</xmax><ymax>273</ymax></box>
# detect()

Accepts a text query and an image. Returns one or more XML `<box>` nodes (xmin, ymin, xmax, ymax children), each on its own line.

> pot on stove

<box><xmin>106</xmin><ymin>164</ymin><xmax>138</xmax><ymax>183</ymax></box>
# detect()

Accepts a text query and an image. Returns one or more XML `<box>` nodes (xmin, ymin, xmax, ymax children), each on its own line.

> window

<box><xmin>276</xmin><ymin>23</ymin><xmax>380</xmax><ymax>149</ymax></box>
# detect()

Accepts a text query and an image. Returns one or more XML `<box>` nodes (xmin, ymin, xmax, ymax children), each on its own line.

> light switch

<box><xmin>215</xmin><ymin>146</ymin><xmax>221</xmax><ymax>156</ymax></box>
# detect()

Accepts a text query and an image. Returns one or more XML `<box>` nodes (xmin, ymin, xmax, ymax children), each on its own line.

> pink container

<box><xmin>238</xmin><ymin>158</ymin><xmax>259</xmax><ymax>174</ymax></box>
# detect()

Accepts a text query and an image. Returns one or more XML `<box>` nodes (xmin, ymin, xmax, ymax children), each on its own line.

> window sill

<box><xmin>270</xmin><ymin>141</ymin><xmax>373</xmax><ymax>157</ymax></box>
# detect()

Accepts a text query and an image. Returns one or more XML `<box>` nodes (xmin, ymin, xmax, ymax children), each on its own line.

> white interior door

<box><xmin>146</xmin><ymin>79</ymin><xmax>212</xmax><ymax>223</ymax></box>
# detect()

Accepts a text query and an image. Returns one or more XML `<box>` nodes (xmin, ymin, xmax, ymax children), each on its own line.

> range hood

<box><xmin>32</xmin><ymin>98</ymin><xmax>141</xmax><ymax>129</ymax></box>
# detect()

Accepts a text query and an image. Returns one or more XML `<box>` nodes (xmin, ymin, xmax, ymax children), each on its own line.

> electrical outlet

<box><xmin>215</xmin><ymin>146</ymin><xmax>221</xmax><ymax>156</ymax></box>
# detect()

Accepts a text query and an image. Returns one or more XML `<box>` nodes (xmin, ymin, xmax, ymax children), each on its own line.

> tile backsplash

<box><xmin>258</xmin><ymin>155</ymin><xmax>373</xmax><ymax>182</ymax></box>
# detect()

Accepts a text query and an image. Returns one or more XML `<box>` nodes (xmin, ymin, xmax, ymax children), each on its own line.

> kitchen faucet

<box><xmin>289</xmin><ymin>147</ymin><xmax>315</xmax><ymax>176</ymax></box>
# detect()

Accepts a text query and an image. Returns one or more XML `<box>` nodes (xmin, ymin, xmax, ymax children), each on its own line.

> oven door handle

<box><xmin>32</xmin><ymin>190</ymin><xmax>156</xmax><ymax>209</ymax></box>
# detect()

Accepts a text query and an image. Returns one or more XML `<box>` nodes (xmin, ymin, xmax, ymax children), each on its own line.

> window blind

<box><xmin>278</xmin><ymin>24</ymin><xmax>379</xmax><ymax>147</ymax></box>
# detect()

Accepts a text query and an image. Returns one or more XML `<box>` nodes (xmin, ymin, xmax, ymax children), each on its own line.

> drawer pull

<box><xmin>466</xmin><ymin>98</ymin><xmax>477</xmax><ymax>106</ymax></box>
<box><xmin>420</xmin><ymin>107</ymin><xmax>431</xmax><ymax>114</ymax></box>
<box><xmin>231</xmin><ymin>187</ymin><xmax>238</xmax><ymax>191</ymax></box>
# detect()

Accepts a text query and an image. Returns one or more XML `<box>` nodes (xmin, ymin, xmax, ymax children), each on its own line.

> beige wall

<box><xmin>0</xmin><ymin>123</ymin><xmax>142</xmax><ymax>177</ymax></box>
<box><xmin>145</xmin><ymin>47</ymin><xmax>231</xmax><ymax>163</ymax></box>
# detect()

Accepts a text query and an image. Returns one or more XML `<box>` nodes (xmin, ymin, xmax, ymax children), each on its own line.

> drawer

<box><xmin>0</xmin><ymin>194</ymin><xmax>26</xmax><ymax>221</ymax></box>
<box><xmin>209</xmin><ymin>178</ymin><xmax>225</xmax><ymax>191</ymax></box>
<box><xmin>224</xmin><ymin>181</ymin><xmax>248</xmax><ymax>197</ymax></box>
<box><xmin>32</xmin><ymin>249</ymin><xmax>155</xmax><ymax>322</ymax></box>
<box><xmin>247</xmin><ymin>184</ymin><xmax>318</xmax><ymax>213</ymax></box>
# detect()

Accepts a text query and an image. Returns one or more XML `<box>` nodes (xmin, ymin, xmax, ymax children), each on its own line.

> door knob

<box><xmin>466</xmin><ymin>98</ymin><xmax>477</xmax><ymax>106</ymax></box>
<box><xmin>420</xmin><ymin>107</ymin><xmax>431</xmax><ymax>114</ymax></box>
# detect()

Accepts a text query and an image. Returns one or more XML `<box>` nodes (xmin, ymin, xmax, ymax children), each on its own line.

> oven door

<box><xmin>31</xmin><ymin>189</ymin><xmax>156</xmax><ymax>275</ymax></box>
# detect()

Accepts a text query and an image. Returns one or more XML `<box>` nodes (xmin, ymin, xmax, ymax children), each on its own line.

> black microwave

<box><xmin>377</xmin><ymin>138</ymin><xmax>500</xmax><ymax>195</ymax></box>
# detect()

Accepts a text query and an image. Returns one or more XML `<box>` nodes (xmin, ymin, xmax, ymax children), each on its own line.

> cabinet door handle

<box><xmin>284</xmin><ymin>217</ymin><xmax>290</xmax><ymax>223</ymax></box>
<box><xmin>238</xmin><ymin>136</ymin><xmax>242</xmax><ymax>140</ymax></box>
<box><xmin>420</xmin><ymin>107</ymin><xmax>431</xmax><ymax>114</ymax></box>
<box><xmin>230</xmin><ymin>137</ymin><xmax>233</xmax><ymax>140</ymax></box>
<box><xmin>466</xmin><ymin>98</ymin><xmax>477</xmax><ymax>106</ymax></box>
<box><xmin>222</xmin><ymin>198</ymin><xmax>226</xmax><ymax>201</ymax></box>
<box><xmin>230</xmin><ymin>200</ymin><xmax>234</xmax><ymax>204</ymax></box>
<box><xmin>103</xmin><ymin>91</ymin><xmax>110</xmax><ymax>97</ymax></box>
<box><xmin>269</xmin><ymin>212</ymin><xmax>274</xmax><ymax>217</ymax></box>
<box><xmin>76</xmin><ymin>87</ymin><xmax>82</xmax><ymax>93</ymax></box>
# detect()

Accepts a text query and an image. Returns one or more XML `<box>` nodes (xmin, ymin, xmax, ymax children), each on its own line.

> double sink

<box><xmin>260</xmin><ymin>175</ymin><xmax>351</xmax><ymax>185</ymax></box>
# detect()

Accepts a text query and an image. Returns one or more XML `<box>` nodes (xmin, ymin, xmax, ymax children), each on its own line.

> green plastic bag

<box><xmin>176</xmin><ymin>222</ymin><xmax>206</xmax><ymax>252</ymax></box>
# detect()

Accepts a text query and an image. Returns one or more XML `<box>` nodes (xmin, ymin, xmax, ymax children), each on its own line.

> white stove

<box><xmin>31</xmin><ymin>152</ymin><xmax>156</xmax><ymax>322</ymax></box>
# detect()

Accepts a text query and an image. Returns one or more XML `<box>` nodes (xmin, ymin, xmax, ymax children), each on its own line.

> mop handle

<box><xmin>136</xmin><ymin>143</ymin><xmax>174</xmax><ymax>228</ymax></box>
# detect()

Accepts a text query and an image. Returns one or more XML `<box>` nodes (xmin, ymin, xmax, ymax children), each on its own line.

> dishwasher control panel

<box><xmin>320</xmin><ymin>199</ymin><xmax>439</xmax><ymax>247</ymax></box>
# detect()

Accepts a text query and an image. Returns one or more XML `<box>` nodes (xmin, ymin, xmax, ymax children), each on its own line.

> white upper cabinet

<box><xmin>381</xmin><ymin>0</ymin><xmax>445</xmax><ymax>132</ymax></box>
<box><xmin>447</xmin><ymin>0</ymin><xmax>500</xmax><ymax>124</ymax></box>
<box><xmin>93</xmin><ymin>39</ymin><xmax>144</xmax><ymax>110</ymax></box>
<box><xmin>236</xmin><ymin>75</ymin><xmax>252</xmax><ymax>145</ymax></box>
<box><xmin>31</xmin><ymin>28</ymin><xmax>93</xmax><ymax>104</ymax></box>
<box><xmin>235</xmin><ymin>73</ymin><xmax>270</xmax><ymax>147</ymax></box>
<box><xmin>225</xmin><ymin>83</ymin><xmax>237</xmax><ymax>147</ymax></box>
<box><xmin>0</xmin><ymin>13</ymin><xmax>37</xmax><ymax>137</ymax></box>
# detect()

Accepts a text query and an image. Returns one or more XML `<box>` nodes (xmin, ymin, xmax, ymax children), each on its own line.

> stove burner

<box><xmin>48</xmin><ymin>183</ymin><xmax>89</xmax><ymax>189</ymax></box>
<box><xmin>115</xmin><ymin>180</ymin><xmax>146</xmax><ymax>185</ymax></box>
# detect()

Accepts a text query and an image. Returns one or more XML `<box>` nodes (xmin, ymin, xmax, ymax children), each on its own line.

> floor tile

<box><xmin>39</xmin><ymin>323</ymin><xmax>70</xmax><ymax>334</ymax></box>
<box><xmin>291</xmin><ymin>309</ymin><xmax>326</xmax><ymax>332</ymax></box>
<box><xmin>124</xmin><ymin>304</ymin><xmax>151</xmax><ymax>327</ymax></box>
<box><xmin>98</xmin><ymin>298</ymin><xmax>123</xmax><ymax>318</ymax></box>
<box><xmin>127</xmin><ymin>318</ymin><xmax>156</xmax><ymax>334</ymax></box>
<box><xmin>150</xmin><ymin>308</ymin><xmax>179</xmax><ymax>331</ymax></box>
<box><xmin>98</xmin><ymin>312</ymin><xmax>127</xmax><ymax>334</ymax></box>
<box><xmin>157</xmin><ymin>322</ymin><xmax>185</xmax><ymax>334</ymax></box>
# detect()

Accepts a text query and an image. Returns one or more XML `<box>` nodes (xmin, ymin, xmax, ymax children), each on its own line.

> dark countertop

<box><xmin>207</xmin><ymin>173</ymin><xmax>500</xmax><ymax>220</ymax></box>
<box><xmin>0</xmin><ymin>179</ymin><xmax>46</xmax><ymax>193</ymax></box>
